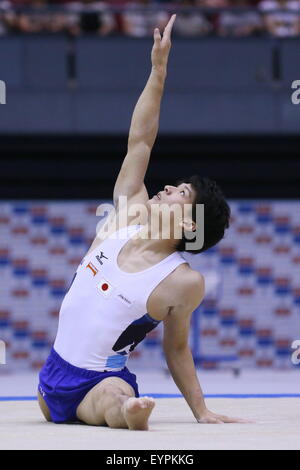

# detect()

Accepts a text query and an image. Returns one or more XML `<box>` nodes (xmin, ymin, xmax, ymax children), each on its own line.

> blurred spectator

<box><xmin>16</xmin><ymin>0</ymin><xmax>56</xmax><ymax>32</ymax></box>
<box><xmin>4</xmin><ymin>0</ymin><xmax>300</xmax><ymax>37</ymax></box>
<box><xmin>65</xmin><ymin>0</ymin><xmax>116</xmax><ymax>35</ymax></box>
<box><xmin>7</xmin><ymin>0</ymin><xmax>29</xmax><ymax>5</ymax></box>
<box><xmin>198</xmin><ymin>0</ymin><xmax>230</xmax><ymax>32</ymax></box>
<box><xmin>122</xmin><ymin>0</ymin><xmax>169</xmax><ymax>37</ymax></box>
<box><xmin>259</xmin><ymin>0</ymin><xmax>300</xmax><ymax>36</ymax></box>
<box><xmin>200</xmin><ymin>0</ymin><xmax>229</xmax><ymax>7</ymax></box>
<box><xmin>218</xmin><ymin>0</ymin><xmax>263</xmax><ymax>36</ymax></box>
<box><xmin>47</xmin><ymin>0</ymin><xmax>77</xmax><ymax>3</ymax></box>
<box><xmin>0</xmin><ymin>0</ymin><xmax>17</xmax><ymax>34</ymax></box>
<box><xmin>173</xmin><ymin>0</ymin><xmax>212</xmax><ymax>36</ymax></box>
<box><xmin>15</xmin><ymin>0</ymin><xmax>68</xmax><ymax>33</ymax></box>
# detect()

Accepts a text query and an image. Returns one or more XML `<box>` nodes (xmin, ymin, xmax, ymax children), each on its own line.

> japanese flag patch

<box><xmin>97</xmin><ymin>278</ymin><xmax>114</xmax><ymax>297</ymax></box>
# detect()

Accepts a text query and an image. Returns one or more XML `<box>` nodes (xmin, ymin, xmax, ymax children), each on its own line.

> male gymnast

<box><xmin>37</xmin><ymin>14</ymin><xmax>247</xmax><ymax>430</ymax></box>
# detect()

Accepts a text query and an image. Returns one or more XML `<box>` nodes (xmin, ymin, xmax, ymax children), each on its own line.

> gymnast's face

<box><xmin>147</xmin><ymin>182</ymin><xmax>197</xmax><ymax>231</ymax></box>
<box><xmin>149</xmin><ymin>182</ymin><xmax>195</xmax><ymax>207</ymax></box>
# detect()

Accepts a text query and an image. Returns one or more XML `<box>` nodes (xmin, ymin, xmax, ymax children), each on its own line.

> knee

<box><xmin>94</xmin><ymin>384</ymin><xmax>129</xmax><ymax>414</ymax></box>
<box><xmin>97</xmin><ymin>383</ymin><xmax>124</xmax><ymax>402</ymax></box>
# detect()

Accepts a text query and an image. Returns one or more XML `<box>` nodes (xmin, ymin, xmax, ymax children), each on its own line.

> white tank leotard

<box><xmin>53</xmin><ymin>225</ymin><xmax>187</xmax><ymax>371</ymax></box>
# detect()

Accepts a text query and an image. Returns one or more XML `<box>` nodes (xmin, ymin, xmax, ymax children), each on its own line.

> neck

<box><xmin>131</xmin><ymin>223</ymin><xmax>180</xmax><ymax>256</ymax></box>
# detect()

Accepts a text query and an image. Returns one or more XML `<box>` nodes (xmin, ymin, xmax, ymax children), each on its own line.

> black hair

<box><xmin>175</xmin><ymin>175</ymin><xmax>231</xmax><ymax>254</ymax></box>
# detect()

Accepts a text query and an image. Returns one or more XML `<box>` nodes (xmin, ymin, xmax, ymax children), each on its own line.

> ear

<box><xmin>179</xmin><ymin>218</ymin><xmax>197</xmax><ymax>232</ymax></box>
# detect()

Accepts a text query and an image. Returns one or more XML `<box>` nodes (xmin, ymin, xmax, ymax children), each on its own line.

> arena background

<box><xmin>0</xmin><ymin>1</ymin><xmax>299</xmax><ymax>450</ymax></box>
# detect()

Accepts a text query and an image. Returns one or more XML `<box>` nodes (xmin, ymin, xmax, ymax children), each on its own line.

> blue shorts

<box><xmin>38</xmin><ymin>347</ymin><xmax>139</xmax><ymax>424</ymax></box>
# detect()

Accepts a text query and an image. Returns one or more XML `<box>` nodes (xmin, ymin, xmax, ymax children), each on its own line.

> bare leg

<box><xmin>37</xmin><ymin>390</ymin><xmax>52</xmax><ymax>422</ymax></box>
<box><xmin>76</xmin><ymin>377</ymin><xmax>155</xmax><ymax>430</ymax></box>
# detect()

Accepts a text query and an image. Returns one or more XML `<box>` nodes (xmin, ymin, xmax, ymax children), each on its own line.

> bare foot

<box><xmin>121</xmin><ymin>396</ymin><xmax>155</xmax><ymax>431</ymax></box>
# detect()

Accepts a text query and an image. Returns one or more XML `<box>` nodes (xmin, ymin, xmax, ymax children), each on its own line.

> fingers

<box><xmin>162</xmin><ymin>13</ymin><xmax>176</xmax><ymax>40</ymax></box>
<box><xmin>198</xmin><ymin>417</ymin><xmax>223</xmax><ymax>424</ymax></box>
<box><xmin>154</xmin><ymin>14</ymin><xmax>176</xmax><ymax>45</ymax></box>
<box><xmin>233</xmin><ymin>418</ymin><xmax>255</xmax><ymax>423</ymax></box>
<box><xmin>154</xmin><ymin>27</ymin><xmax>161</xmax><ymax>42</ymax></box>
<box><xmin>164</xmin><ymin>13</ymin><xmax>177</xmax><ymax>34</ymax></box>
<box><xmin>218</xmin><ymin>415</ymin><xmax>254</xmax><ymax>424</ymax></box>
<box><xmin>212</xmin><ymin>418</ymin><xmax>223</xmax><ymax>424</ymax></box>
<box><xmin>199</xmin><ymin>414</ymin><xmax>253</xmax><ymax>424</ymax></box>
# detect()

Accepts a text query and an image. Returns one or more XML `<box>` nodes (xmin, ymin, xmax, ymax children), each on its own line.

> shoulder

<box><xmin>172</xmin><ymin>262</ymin><xmax>205</xmax><ymax>288</ymax></box>
<box><xmin>170</xmin><ymin>263</ymin><xmax>205</xmax><ymax>309</ymax></box>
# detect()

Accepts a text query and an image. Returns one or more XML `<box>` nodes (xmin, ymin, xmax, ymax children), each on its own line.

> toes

<box><xmin>141</xmin><ymin>396</ymin><xmax>155</xmax><ymax>407</ymax></box>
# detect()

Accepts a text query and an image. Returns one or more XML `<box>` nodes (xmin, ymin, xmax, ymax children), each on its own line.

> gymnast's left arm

<box><xmin>163</xmin><ymin>272</ymin><xmax>251</xmax><ymax>424</ymax></box>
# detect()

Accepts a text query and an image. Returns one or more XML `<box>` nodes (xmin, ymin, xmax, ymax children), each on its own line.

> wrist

<box><xmin>151</xmin><ymin>65</ymin><xmax>167</xmax><ymax>78</ymax></box>
<box><xmin>195</xmin><ymin>405</ymin><xmax>208</xmax><ymax>421</ymax></box>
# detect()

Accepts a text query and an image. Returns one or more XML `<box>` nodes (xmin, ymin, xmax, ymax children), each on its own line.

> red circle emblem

<box><xmin>101</xmin><ymin>283</ymin><xmax>109</xmax><ymax>291</ymax></box>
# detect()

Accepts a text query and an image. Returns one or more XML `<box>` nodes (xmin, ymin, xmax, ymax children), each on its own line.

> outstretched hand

<box><xmin>151</xmin><ymin>14</ymin><xmax>176</xmax><ymax>71</ymax></box>
<box><xmin>197</xmin><ymin>408</ymin><xmax>254</xmax><ymax>424</ymax></box>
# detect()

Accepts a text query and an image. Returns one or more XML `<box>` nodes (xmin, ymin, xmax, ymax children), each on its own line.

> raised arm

<box><xmin>113</xmin><ymin>14</ymin><xmax>176</xmax><ymax>209</ymax></box>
